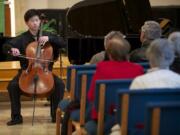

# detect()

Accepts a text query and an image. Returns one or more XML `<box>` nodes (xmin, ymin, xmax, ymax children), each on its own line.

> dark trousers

<box><xmin>7</xmin><ymin>72</ymin><xmax>65</xmax><ymax>120</ymax></box>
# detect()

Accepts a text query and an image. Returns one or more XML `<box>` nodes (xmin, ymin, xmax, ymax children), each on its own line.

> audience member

<box><xmin>89</xmin><ymin>31</ymin><xmax>125</xmax><ymax>64</ymax></box>
<box><xmin>129</xmin><ymin>21</ymin><xmax>161</xmax><ymax>62</ymax></box>
<box><xmin>168</xmin><ymin>32</ymin><xmax>180</xmax><ymax>74</ymax></box>
<box><xmin>85</xmin><ymin>35</ymin><xmax>144</xmax><ymax>135</ymax></box>
<box><xmin>130</xmin><ymin>38</ymin><xmax>180</xmax><ymax>89</ymax></box>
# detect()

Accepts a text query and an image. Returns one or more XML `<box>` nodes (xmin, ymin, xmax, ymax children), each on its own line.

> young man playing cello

<box><xmin>3</xmin><ymin>9</ymin><xmax>65</xmax><ymax>126</ymax></box>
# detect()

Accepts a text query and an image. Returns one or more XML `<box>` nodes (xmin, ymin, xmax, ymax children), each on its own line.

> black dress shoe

<box><xmin>7</xmin><ymin>117</ymin><xmax>23</xmax><ymax>126</ymax></box>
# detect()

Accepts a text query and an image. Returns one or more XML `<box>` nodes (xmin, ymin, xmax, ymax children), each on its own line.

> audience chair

<box><xmin>117</xmin><ymin>88</ymin><xmax>180</xmax><ymax>135</ymax></box>
<box><xmin>93</xmin><ymin>79</ymin><xmax>132</xmax><ymax>135</ymax></box>
<box><xmin>144</xmin><ymin>101</ymin><xmax>180</xmax><ymax>135</ymax></box>
<box><xmin>66</xmin><ymin>64</ymin><xmax>96</xmax><ymax>92</ymax></box>
<box><xmin>68</xmin><ymin>70</ymin><xmax>95</xmax><ymax>134</ymax></box>
<box><xmin>56</xmin><ymin>65</ymin><xmax>96</xmax><ymax>135</ymax></box>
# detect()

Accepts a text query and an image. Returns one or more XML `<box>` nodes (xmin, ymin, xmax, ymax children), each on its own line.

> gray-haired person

<box><xmin>129</xmin><ymin>21</ymin><xmax>162</xmax><ymax>62</ymax></box>
<box><xmin>130</xmin><ymin>38</ymin><xmax>180</xmax><ymax>89</ymax></box>
<box><xmin>168</xmin><ymin>32</ymin><xmax>180</xmax><ymax>74</ymax></box>
<box><xmin>89</xmin><ymin>31</ymin><xmax>125</xmax><ymax>64</ymax></box>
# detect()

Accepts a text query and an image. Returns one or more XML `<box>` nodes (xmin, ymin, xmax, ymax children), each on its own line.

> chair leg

<box><xmin>77</xmin><ymin>126</ymin><xmax>85</xmax><ymax>135</ymax></box>
<box><xmin>56</xmin><ymin>108</ymin><xmax>62</xmax><ymax>135</ymax></box>
<box><xmin>81</xmin><ymin>127</ymin><xmax>88</xmax><ymax>135</ymax></box>
<box><xmin>72</xmin><ymin>121</ymin><xmax>82</xmax><ymax>135</ymax></box>
<box><xmin>50</xmin><ymin>96</ymin><xmax>56</xmax><ymax>122</ymax></box>
<box><xmin>67</xmin><ymin>120</ymin><xmax>72</xmax><ymax>135</ymax></box>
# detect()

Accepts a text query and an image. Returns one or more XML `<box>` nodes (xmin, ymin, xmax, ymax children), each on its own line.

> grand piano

<box><xmin>67</xmin><ymin>0</ymin><xmax>153</xmax><ymax>64</ymax></box>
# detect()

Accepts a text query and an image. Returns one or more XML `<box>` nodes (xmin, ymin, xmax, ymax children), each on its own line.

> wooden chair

<box><xmin>117</xmin><ymin>88</ymin><xmax>180</xmax><ymax>135</ymax></box>
<box><xmin>93</xmin><ymin>79</ymin><xmax>132</xmax><ymax>135</ymax></box>
<box><xmin>56</xmin><ymin>64</ymin><xmax>96</xmax><ymax>135</ymax></box>
<box><xmin>69</xmin><ymin>70</ymin><xmax>95</xmax><ymax>135</ymax></box>
<box><xmin>66</xmin><ymin>64</ymin><xmax>96</xmax><ymax>93</ymax></box>
<box><xmin>144</xmin><ymin>101</ymin><xmax>180</xmax><ymax>135</ymax></box>
<box><xmin>56</xmin><ymin>68</ymin><xmax>76</xmax><ymax>135</ymax></box>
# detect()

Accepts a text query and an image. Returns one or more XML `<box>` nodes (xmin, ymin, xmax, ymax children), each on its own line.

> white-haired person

<box><xmin>89</xmin><ymin>31</ymin><xmax>125</xmax><ymax>64</ymax></box>
<box><xmin>129</xmin><ymin>21</ymin><xmax>162</xmax><ymax>62</ymax></box>
<box><xmin>130</xmin><ymin>38</ymin><xmax>180</xmax><ymax>89</ymax></box>
<box><xmin>168</xmin><ymin>32</ymin><xmax>180</xmax><ymax>74</ymax></box>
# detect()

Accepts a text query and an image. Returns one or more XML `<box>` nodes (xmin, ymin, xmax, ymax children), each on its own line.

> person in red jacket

<box><xmin>88</xmin><ymin>37</ymin><xmax>144</xmax><ymax>107</ymax></box>
<box><xmin>85</xmin><ymin>34</ymin><xmax>144</xmax><ymax>135</ymax></box>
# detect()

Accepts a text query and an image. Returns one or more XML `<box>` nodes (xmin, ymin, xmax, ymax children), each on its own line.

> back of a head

<box><xmin>168</xmin><ymin>32</ymin><xmax>180</xmax><ymax>41</ymax></box>
<box><xmin>146</xmin><ymin>38</ymin><xmax>175</xmax><ymax>68</ymax></box>
<box><xmin>168</xmin><ymin>32</ymin><xmax>180</xmax><ymax>57</ymax></box>
<box><xmin>106</xmin><ymin>37</ymin><xmax>130</xmax><ymax>61</ymax></box>
<box><xmin>104</xmin><ymin>31</ymin><xmax>125</xmax><ymax>49</ymax></box>
<box><xmin>141</xmin><ymin>21</ymin><xmax>162</xmax><ymax>41</ymax></box>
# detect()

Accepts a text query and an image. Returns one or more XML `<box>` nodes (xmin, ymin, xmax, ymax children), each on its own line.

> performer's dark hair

<box><xmin>24</xmin><ymin>9</ymin><xmax>40</xmax><ymax>22</ymax></box>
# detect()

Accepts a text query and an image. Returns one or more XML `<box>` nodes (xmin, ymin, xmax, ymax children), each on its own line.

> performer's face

<box><xmin>26</xmin><ymin>15</ymin><xmax>40</xmax><ymax>32</ymax></box>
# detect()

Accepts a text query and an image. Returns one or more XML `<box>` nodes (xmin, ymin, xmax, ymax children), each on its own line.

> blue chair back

<box><xmin>117</xmin><ymin>88</ymin><xmax>180</xmax><ymax>135</ymax></box>
<box><xmin>95</xmin><ymin>79</ymin><xmax>132</xmax><ymax>114</ymax></box>
<box><xmin>75</xmin><ymin>70</ymin><xmax>95</xmax><ymax>100</ymax></box>
<box><xmin>66</xmin><ymin>64</ymin><xmax>96</xmax><ymax>91</ymax></box>
<box><xmin>94</xmin><ymin>79</ymin><xmax>132</xmax><ymax>135</ymax></box>
<box><xmin>70</xmin><ymin>70</ymin><xmax>95</xmax><ymax>124</ymax></box>
<box><xmin>145</xmin><ymin>102</ymin><xmax>180</xmax><ymax>135</ymax></box>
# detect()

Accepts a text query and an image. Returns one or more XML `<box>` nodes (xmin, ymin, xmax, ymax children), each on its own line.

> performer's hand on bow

<box><xmin>10</xmin><ymin>48</ymin><xmax>20</xmax><ymax>56</ymax></box>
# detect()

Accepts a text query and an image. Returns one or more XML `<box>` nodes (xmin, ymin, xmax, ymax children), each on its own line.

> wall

<box><xmin>15</xmin><ymin>0</ymin><xmax>48</xmax><ymax>35</ymax></box>
<box><xmin>0</xmin><ymin>0</ymin><xmax>4</xmax><ymax>34</ymax></box>
<box><xmin>48</xmin><ymin>0</ymin><xmax>82</xmax><ymax>9</ymax></box>
<box><xmin>14</xmin><ymin>0</ymin><xmax>180</xmax><ymax>35</ymax></box>
<box><xmin>47</xmin><ymin>0</ymin><xmax>180</xmax><ymax>7</ymax></box>
<box><xmin>150</xmin><ymin>0</ymin><xmax>180</xmax><ymax>6</ymax></box>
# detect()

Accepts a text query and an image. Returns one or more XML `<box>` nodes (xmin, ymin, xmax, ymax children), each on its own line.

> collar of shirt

<box><xmin>147</xmin><ymin>67</ymin><xmax>169</xmax><ymax>73</ymax></box>
<box><xmin>27</xmin><ymin>30</ymin><xmax>38</xmax><ymax>41</ymax></box>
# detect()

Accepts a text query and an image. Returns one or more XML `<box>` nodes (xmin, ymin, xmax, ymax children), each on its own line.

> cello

<box><xmin>19</xmin><ymin>17</ymin><xmax>54</xmax><ymax>98</ymax></box>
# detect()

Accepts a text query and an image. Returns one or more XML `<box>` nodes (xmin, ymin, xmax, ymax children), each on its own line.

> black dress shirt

<box><xmin>129</xmin><ymin>40</ymin><xmax>151</xmax><ymax>62</ymax></box>
<box><xmin>3</xmin><ymin>30</ymin><xmax>65</xmax><ymax>70</ymax></box>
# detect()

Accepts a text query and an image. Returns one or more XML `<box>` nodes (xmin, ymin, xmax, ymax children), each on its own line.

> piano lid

<box><xmin>67</xmin><ymin>0</ymin><xmax>152</xmax><ymax>36</ymax></box>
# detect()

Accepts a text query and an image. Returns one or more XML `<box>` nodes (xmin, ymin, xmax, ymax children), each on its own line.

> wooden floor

<box><xmin>0</xmin><ymin>100</ymin><xmax>56</xmax><ymax>135</ymax></box>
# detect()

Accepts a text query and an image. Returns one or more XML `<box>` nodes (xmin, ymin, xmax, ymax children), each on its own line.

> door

<box><xmin>4</xmin><ymin>0</ymin><xmax>11</xmax><ymax>36</ymax></box>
